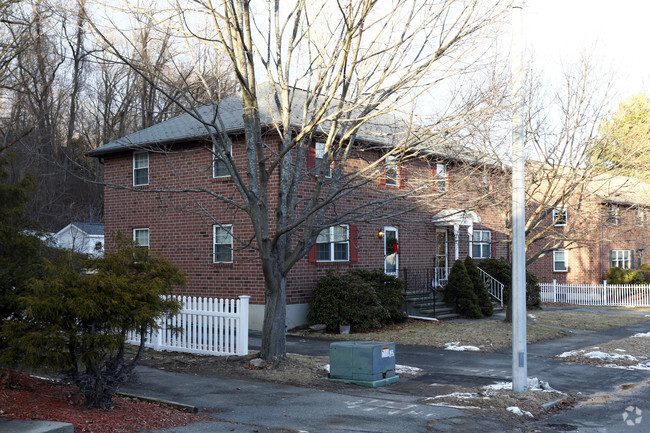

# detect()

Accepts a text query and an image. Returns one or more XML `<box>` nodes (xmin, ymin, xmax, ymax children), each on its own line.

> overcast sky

<box><xmin>525</xmin><ymin>0</ymin><xmax>650</xmax><ymax>103</ymax></box>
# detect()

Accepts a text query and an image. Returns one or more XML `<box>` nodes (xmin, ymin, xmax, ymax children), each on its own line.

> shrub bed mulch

<box><xmin>0</xmin><ymin>370</ymin><xmax>210</xmax><ymax>432</ymax></box>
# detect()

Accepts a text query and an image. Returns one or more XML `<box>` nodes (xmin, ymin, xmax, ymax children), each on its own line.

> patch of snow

<box><xmin>444</xmin><ymin>342</ymin><xmax>481</xmax><ymax>352</ymax></box>
<box><xmin>395</xmin><ymin>364</ymin><xmax>423</xmax><ymax>375</ymax></box>
<box><xmin>527</xmin><ymin>314</ymin><xmax>536</xmax><ymax>319</ymax></box>
<box><xmin>484</xmin><ymin>378</ymin><xmax>559</xmax><ymax>394</ymax></box>
<box><xmin>426</xmin><ymin>402</ymin><xmax>482</xmax><ymax>409</ymax></box>
<box><xmin>632</xmin><ymin>332</ymin><xmax>650</xmax><ymax>338</ymax></box>
<box><xmin>507</xmin><ymin>406</ymin><xmax>534</xmax><ymax>417</ymax></box>
<box><xmin>429</xmin><ymin>392</ymin><xmax>479</xmax><ymax>400</ymax></box>
<box><xmin>557</xmin><ymin>350</ymin><xmax>579</xmax><ymax>358</ymax></box>
<box><xmin>583</xmin><ymin>350</ymin><xmax>637</xmax><ymax>362</ymax></box>
<box><xmin>322</xmin><ymin>364</ymin><xmax>423</xmax><ymax>375</ymax></box>
<box><xmin>615</xmin><ymin>349</ymin><xmax>626</xmax><ymax>352</ymax></box>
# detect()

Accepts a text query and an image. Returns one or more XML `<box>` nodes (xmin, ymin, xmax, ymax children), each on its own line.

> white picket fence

<box><xmin>127</xmin><ymin>295</ymin><xmax>249</xmax><ymax>356</ymax></box>
<box><xmin>541</xmin><ymin>280</ymin><xmax>650</xmax><ymax>307</ymax></box>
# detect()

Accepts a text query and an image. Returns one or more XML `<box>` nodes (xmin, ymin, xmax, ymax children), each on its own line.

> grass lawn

<box><xmin>531</xmin><ymin>309</ymin><xmax>650</xmax><ymax>330</ymax></box>
<box><xmin>299</xmin><ymin>308</ymin><xmax>650</xmax><ymax>352</ymax></box>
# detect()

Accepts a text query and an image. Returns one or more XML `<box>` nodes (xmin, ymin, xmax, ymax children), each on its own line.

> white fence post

<box><xmin>238</xmin><ymin>295</ymin><xmax>250</xmax><ymax>356</ymax></box>
<box><xmin>552</xmin><ymin>279</ymin><xmax>557</xmax><ymax>303</ymax></box>
<box><xmin>603</xmin><ymin>280</ymin><xmax>607</xmax><ymax>305</ymax></box>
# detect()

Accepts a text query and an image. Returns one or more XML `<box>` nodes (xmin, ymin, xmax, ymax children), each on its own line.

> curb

<box><xmin>116</xmin><ymin>392</ymin><xmax>199</xmax><ymax>413</ymax></box>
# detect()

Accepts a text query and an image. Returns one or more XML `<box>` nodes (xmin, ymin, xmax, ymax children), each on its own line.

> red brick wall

<box><xmin>103</xmin><ymin>137</ymin><xmax>511</xmax><ymax>308</ymax></box>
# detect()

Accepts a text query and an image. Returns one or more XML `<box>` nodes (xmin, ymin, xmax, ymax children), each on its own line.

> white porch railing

<box><xmin>127</xmin><ymin>295</ymin><xmax>249</xmax><ymax>356</ymax></box>
<box><xmin>541</xmin><ymin>280</ymin><xmax>650</xmax><ymax>307</ymax></box>
<box><xmin>478</xmin><ymin>268</ymin><xmax>504</xmax><ymax>306</ymax></box>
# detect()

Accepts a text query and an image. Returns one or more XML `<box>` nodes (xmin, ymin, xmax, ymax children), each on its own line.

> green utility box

<box><xmin>328</xmin><ymin>341</ymin><xmax>399</xmax><ymax>387</ymax></box>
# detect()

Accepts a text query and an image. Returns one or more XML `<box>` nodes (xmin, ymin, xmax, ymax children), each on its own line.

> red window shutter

<box><xmin>399</xmin><ymin>167</ymin><xmax>406</xmax><ymax>187</ymax></box>
<box><xmin>349</xmin><ymin>225</ymin><xmax>359</xmax><ymax>262</ymax></box>
<box><xmin>307</xmin><ymin>142</ymin><xmax>316</xmax><ymax>170</ymax></box>
<box><xmin>432</xmin><ymin>167</ymin><xmax>438</xmax><ymax>192</ymax></box>
<box><xmin>491</xmin><ymin>230</ymin><xmax>497</xmax><ymax>257</ymax></box>
<box><xmin>308</xmin><ymin>244</ymin><xmax>317</xmax><ymax>262</ymax></box>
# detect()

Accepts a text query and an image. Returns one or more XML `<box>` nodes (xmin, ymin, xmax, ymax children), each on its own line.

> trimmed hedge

<box><xmin>465</xmin><ymin>256</ymin><xmax>493</xmax><ymax>317</ymax></box>
<box><xmin>607</xmin><ymin>266</ymin><xmax>645</xmax><ymax>284</ymax></box>
<box><xmin>307</xmin><ymin>270</ymin><xmax>405</xmax><ymax>332</ymax></box>
<box><xmin>444</xmin><ymin>260</ymin><xmax>482</xmax><ymax>319</ymax></box>
<box><xmin>477</xmin><ymin>257</ymin><xmax>541</xmax><ymax>310</ymax></box>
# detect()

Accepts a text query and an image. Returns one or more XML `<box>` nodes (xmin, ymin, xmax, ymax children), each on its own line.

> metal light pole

<box><xmin>511</xmin><ymin>0</ymin><xmax>528</xmax><ymax>393</ymax></box>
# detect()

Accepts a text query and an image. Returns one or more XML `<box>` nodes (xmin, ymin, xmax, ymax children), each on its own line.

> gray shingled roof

<box><xmin>88</xmin><ymin>83</ymin><xmax>409</xmax><ymax>157</ymax></box>
<box><xmin>72</xmin><ymin>223</ymin><xmax>104</xmax><ymax>236</ymax></box>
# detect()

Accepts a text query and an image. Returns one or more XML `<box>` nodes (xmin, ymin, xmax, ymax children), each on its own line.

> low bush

<box><xmin>349</xmin><ymin>269</ymin><xmax>407</xmax><ymax>323</ymax></box>
<box><xmin>477</xmin><ymin>257</ymin><xmax>542</xmax><ymax>310</ymax></box>
<box><xmin>607</xmin><ymin>266</ymin><xmax>645</xmax><ymax>284</ymax></box>
<box><xmin>308</xmin><ymin>269</ymin><xmax>405</xmax><ymax>332</ymax></box>
<box><xmin>464</xmin><ymin>256</ymin><xmax>493</xmax><ymax>317</ymax></box>
<box><xmin>444</xmin><ymin>260</ymin><xmax>482</xmax><ymax>319</ymax></box>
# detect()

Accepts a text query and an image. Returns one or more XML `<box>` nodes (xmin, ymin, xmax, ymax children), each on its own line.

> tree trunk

<box><xmin>260</xmin><ymin>272</ymin><xmax>287</xmax><ymax>364</ymax></box>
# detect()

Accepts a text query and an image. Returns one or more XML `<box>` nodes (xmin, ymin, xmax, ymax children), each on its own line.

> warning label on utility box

<box><xmin>381</xmin><ymin>347</ymin><xmax>395</xmax><ymax>358</ymax></box>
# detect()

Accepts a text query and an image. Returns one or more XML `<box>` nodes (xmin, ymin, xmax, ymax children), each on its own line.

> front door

<box><xmin>384</xmin><ymin>226</ymin><xmax>399</xmax><ymax>277</ymax></box>
<box><xmin>435</xmin><ymin>229</ymin><xmax>448</xmax><ymax>285</ymax></box>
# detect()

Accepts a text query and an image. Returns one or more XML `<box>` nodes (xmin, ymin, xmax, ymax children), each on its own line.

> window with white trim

<box><xmin>472</xmin><ymin>230</ymin><xmax>491</xmax><ymax>258</ymax></box>
<box><xmin>610</xmin><ymin>250</ymin><xmax>631</xmax><ymax>269</ymax></box>
<box><xmin>315</xmin><ymin>141</ymin><xmax>331</xmax><ymax>178</ymax></box>
<box><xmin>133</xmin><ymin>228</ymin><xmax>149</xmax><ymax>259</ymax></box>
<box><xmin>636</xmin><ymin>208</ymin><xmax>646</xmax><ymax>227</ymax></box>
<box><xmin>435</xmin><ymin>163</ymin><xmax>447</xmax><ymax>192</ymax></box>
<box><xmin>607</xmin><ymin>204</ymin><xmax>620</xmax><ymax>225</ymax></box>
<box><xmin>213</xmin><ymin>143</ymin><xmax>232</xmax><ymax>178</ymax></box>
<box><xmin>133</xmin><ymin>151</ymin><xmax>149</xmax><ymax>186</ymax></box>
<box><xmin>213</xmin><ymin>224</ymin><xmax>233</xmax><ymax>263</ymax></box>
<box><xmin>553</xmin><ymin>250</ymin><xmax>568</xmax><ymax>272</ymax></box>
<box><xmin>316</xmin><ymin>225</ymin><xmax>349</xmax><ymax>261</ymax></box>
<box><xmin>552</xmin><ymin>206</ymin><xmax>567</xmax><ymax>226</ymax></box>
<box><xmin>385</xmin><ymin>156</ymin><xmax>398</xmax><ymax>186</ymax></box>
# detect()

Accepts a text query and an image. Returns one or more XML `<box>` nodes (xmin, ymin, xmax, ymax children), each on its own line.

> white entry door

<box><xmin>384</xmin><ymin>226</ymin><xmax>399</xmax><ymax>277</ymax></box>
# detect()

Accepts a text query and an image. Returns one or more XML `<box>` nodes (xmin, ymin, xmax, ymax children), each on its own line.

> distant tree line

<box><xmin>0</xmin><ymin>0</ymin><xmax>236</xmax><ymax>230</ymax></box>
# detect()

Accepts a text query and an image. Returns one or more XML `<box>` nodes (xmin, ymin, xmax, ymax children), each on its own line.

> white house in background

<box><xmin>54</xmin><ymin>223</ymin><xmax>105</xmax><ymax>257</ymax></box>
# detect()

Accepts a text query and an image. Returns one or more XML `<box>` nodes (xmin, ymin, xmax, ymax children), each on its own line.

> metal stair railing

<box><xmin>477</xmin><ymin>267</ymin><xmax>504</xmax><ymax>307</ymax></box>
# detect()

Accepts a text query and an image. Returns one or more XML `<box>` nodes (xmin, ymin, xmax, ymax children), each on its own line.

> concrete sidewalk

<box><xmin>118</xmin><ymin>311</ymin><xmax>650</xmax><ymax>432</ymax></box>
<box><xmin>8</xmin><ymin>308</ymin><xmax>650</xmax><ymax>432</ymax></box>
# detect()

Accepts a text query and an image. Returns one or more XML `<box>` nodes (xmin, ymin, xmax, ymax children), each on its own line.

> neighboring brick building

<box><xmin>527</xmin><ymin>174</ymin><xmax>650</xmax><ymax>284</ymax></box>
<box><xmin>89</xmin><ymin>88</ymin><xmax>510</xmax><ymax>330</ymax></box>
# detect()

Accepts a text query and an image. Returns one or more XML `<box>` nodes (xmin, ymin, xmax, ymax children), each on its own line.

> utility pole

<box><xmin>511</xmin><ymin>0</ymin><xmax>528</xmax><ymax>392</ymax></box>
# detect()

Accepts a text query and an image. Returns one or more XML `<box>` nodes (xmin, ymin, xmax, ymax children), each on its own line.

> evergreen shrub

<box><xmin>464</xmin><ymin>256</ymin><xmax>493</xmax><ymax>317</ymax></box>
<box><xmin>444</xmin><ymin>260</ymin><xmax>482</xmax><ymax>319</ymax></box>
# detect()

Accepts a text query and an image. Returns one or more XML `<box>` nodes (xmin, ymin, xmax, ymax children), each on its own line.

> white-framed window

<box><xmin>213</xmin><ymin>143</ymin><xmax>232</xmax><ymax>178</ymax></box>
<box><xmin>610</xmin><ymin>250</ymin><xmax>631</xmax><ymax>269</ymax></box>
<box><xmin>636</xmin><ymin>208</ymin><xmax>646</xmax><ymax>227</ymax></box>
<box><xmin>553</xmin><ymin>250</ymin><xmax>568</xmax><ymax>272</ymax></box>
<box><xmin>213</xmin><ymin>224</ymin><xmax>233</xmax><ymax>263</ymax></box>
<box><xmin>607</xmin><ymin>204</ymin><xmax>620</xmax><ymax>225</ymax></box>
<box><xmin>133</xmin><ymin>228</ymin><xmax>149</xmax><ymax>259</ymax></box>
<box><xmin>435</xmin><ymin>163</ymin><xmax>447</xmax><ymax>192</ymax></box>
<box><xmin>552</xmin><ymin>206</ymin><xmax>568</xmax><ymax>226</ymax></box>
<box><xmin>385</xmin><ymin>156</ymin><xmax>398</xmax><ymax>186</ymax></box>
<box><xmin>316</xmin><ymin>225</ymin><xmax>349</xmax><ymax>262</ymax></box>
<box><xmin>133</xmin><ymin>151</ymin><xmax>149</xmax><ymax>186</ymax></box>
<box><xmin>472</xmin><ymin>230</ymin><xmax>491</xmax><ymax>259</ymax></box>
<box><xmin>315</xmin><ymin>141</ymin><xmax>332</xmax><ymax>178</ymax></box>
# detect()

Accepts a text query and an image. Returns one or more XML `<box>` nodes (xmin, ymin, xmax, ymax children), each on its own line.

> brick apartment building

<box><xmin>89</xmin><ymin>86</ymin><xmax>650</xmax><ymax>328</ymax></box>
<box><xmin>89</xmin><ymin>87</ymin><xmax>511</xmax><ymax>330</ymax></box>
